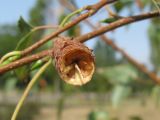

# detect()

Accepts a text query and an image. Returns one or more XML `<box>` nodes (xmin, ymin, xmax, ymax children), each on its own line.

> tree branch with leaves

<box><xmin>0</xmin><ymin>0</ymin><xmax>160</xmax><ymax>119</ymax></box>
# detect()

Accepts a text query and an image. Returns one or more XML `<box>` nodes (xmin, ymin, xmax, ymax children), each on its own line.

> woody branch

<box><xmin>0</xmin><ymin>11</ymin><xmax>159</xmax><ymax>79</ymax></box>
<box><xmin>60</xmin><ymin>0</ymin><xmax>160</xmax><ymax>84</ymax></box>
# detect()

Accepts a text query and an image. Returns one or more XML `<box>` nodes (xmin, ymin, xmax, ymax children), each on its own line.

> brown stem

<box><xmin>21</xmin><ymin>0</ymin><xmax>117</xmax><ymax>56</ymax></box>
<box><xmin>0</xmin><ymin>11</ymin><xmax>160</xmax><ymax>83</ymax></box>
<box><xmin>32</xmin><ymin>25</ymin><xmax>59</xmax><ymax>31</ymax></box>
<box><xmin>75</xmin><ymin>11</ymin><xmax>160</xmax><ymax>42</ymax></box>
<box><xmin>0</xmin><ymin>49</ymin><xmax>53</xmax><ymax>75</ymax></box>
<box><xmin>62</xmin><ymin>1</ymin><xmax>160</xmax><ymax>84</ymax></box>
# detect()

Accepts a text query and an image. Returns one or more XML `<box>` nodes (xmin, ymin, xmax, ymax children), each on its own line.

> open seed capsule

<box><xmin>53</xmin><ymin>36</ymin><xmax>95</xmax><ymax>86</ymax></box>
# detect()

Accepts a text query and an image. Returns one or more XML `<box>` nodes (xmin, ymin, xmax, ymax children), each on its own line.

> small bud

<box><xmin>53</xmin><ymin>36</ymin><xmax>95</xmax><ymax>86</ymax></box>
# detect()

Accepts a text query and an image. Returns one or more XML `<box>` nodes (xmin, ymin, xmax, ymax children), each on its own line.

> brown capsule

<box><xmin>53</xmin><ymin>36</ymin><xmax>95</xmax><ymax>86</ymax></box>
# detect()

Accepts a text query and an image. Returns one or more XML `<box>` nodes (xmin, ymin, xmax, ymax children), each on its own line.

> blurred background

<box><xmin>0</xmin><ymin>0</ymin><xmax>160</xmax><ymax>120</ymax></box>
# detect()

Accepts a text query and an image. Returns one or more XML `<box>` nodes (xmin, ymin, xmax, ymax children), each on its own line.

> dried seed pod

<box><xmin>53</xmin><ymin>36</ymin><xmax>95</xmax><ymax>86</ymax></box>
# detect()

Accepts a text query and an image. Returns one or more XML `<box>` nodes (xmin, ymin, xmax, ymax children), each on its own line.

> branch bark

<box><xmin>61</xmin><ymin>0</ymin><xmax>160</xmax><ymax>84</ymax></box>
<box><xmin>0</xmin><ymin>49</ymin><xmax>53</xmax><ymax>75</ymax></box>
<box><xmin>21</xmin><ymin>0</ymin><xmax>117</xmax><ymax>56</ymax></box>
<box><xmin>0</xmin><ymin>11</ymin><xmax>160</xmax><ymax>76</ymax></box>
<box><xmin>75</xmin><ymin>11</ymin><xmax>160</xmax><ymax>42</ymax></box>
<box><xmin>0</xmin><ymin>7</ymin><xmax>160</xmax><ymax>84</ymax></box>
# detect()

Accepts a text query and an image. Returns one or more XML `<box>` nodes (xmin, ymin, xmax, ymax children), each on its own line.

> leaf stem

<box><xmin>60</xmin><ymin>8</ymin><xmax>84</xmax><ymax>27</ymax></box>
<box><xmin>0</xmin><ymin>51</ymin><xmax>21</xmax><ymax>64</ymax></box>
<box><xmin>31</xmin><ymin>25</ymin><xmax>59</xmax><ymax>32</ymax></box>
<box><xmin>11</xmin><ymin>58</ymin><xmax>52</xmax><ymax>120</ymax></box>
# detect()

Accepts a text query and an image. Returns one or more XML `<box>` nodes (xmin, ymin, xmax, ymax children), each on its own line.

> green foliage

<box><xmin>88</xmin><ymin>110</ymin><xmax>110</xmax><ymax>120</ymax></box>
<box><xmin>59</xmin><ymin>13</ymin><xmax>81</xmax><ymax>37</ymax></box>
<box><xmin>16</xmin><ymin>17</ymin><xmax>33</xmax><ymax>50</ymax></box>
<box><xmin>18</xmin><ymin>17</ymin><xmax>33</xmax><ymax>34</ymax></box>
<box><xmin>0</xmin><ymin>25</ymin><xmax>20</xmax><ymax>57</ymax></box>
<box><xmin>0</xmin><ymin>55</ymin><xmax>20</xmax><ymax>67</ymax></box>
<box><xmin>15</xmin><ymin>32</ymin><xmax>34</xmax><ymax>51</ymax></box>
<box><xmin>14</xmin><ymin>0</ymin><xmax>51</xmax><ymax>81</ymax></box>
<box><xmin>14</xmin><ymin>17</ymin><xmax>34</xmax><ymax>81</ymax></box>
<box><xmin>113</xmin><ymin>0</ymin><xmax>133</xmax><ymax>13</ymax></box>
<box><xmin>31</xmin><ymin>59</ymin><xmax>45</xmax><ymax>71</ymax></box>
<box><xmin>100</xmin><ymin>17</ymin><xmax>120</xmax><ymax>24</ymax></box>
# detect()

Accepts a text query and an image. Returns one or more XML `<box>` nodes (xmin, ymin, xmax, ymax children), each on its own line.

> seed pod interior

<box><xmin>53</xmin><ymin>37</ymin><xmax>95</xmax><ymax>86</ymax></box>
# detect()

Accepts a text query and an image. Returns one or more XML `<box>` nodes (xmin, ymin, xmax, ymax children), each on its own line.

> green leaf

<box><xmin>14</xmin><ymin>17</ymin><xmax>34</xmax><ymax>81</ymax></box>
<box><xmin>18</xmin><ymin>16</ymin><xmax>33</xmax><ymax>34</ymax></box>
<box><xmin>67</xmin><ymin>25</ymin><xmax>81</xmax><ymax>37</ymax></box>
<box><xmin>16</xmin><ymin>17</ymin><xmax>34</xmax><ymax>50</ymax></box>
<box><xmin>31</xmin><ymin>59</ymin><xmax>46</xmax><ymax>71</ymax></box>
<box><xmin>15</xmin><ymin>32</ymin><xmax>33</xmax><ymax>50</ymax></box>
<box><xmin>100</xmin><ymin>17</ymin><xmax>119</xmax><ymax>24</ymax></box>
<box><xmin>0</xmin><ymin>55</ymin><xmax>20</xmax><ymax>67</ymax></box>
<box><xmin>59</xmin><ymin>14</ymin><xmax>67</xmax><ymax>25</ymax></box>
<box><xmin>114</xmin><ymin>0</ymin><xmax>133</xmax><ymax>13</ymax></box>
<box><xmin>14</xmin><ymin>32</ymin><xmax>33</xmax><ymax>81</ymax></box>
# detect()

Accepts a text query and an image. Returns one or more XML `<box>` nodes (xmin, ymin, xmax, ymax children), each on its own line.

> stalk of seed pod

<box><xmin>53</xmin><ymin>36</ymin><xmax>95</xmax><ymax>86</ymax></box>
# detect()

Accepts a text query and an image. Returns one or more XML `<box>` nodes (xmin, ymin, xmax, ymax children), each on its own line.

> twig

<box><xmin>0</xmin><ymin>49</ymin><xmax>53</xmax><ymax>74</ymax></box>
<box><xmin>21</xmin><ymin>0</ymin><xmax>117</xmax><ymax>56</ymax></box>
<box><xmin>62</xmin><ymin>0</ymin><xmax>160</xmax><ymax>84</ymax></box>
<box><xmin>32</xmin><ymin>25</ymin><xmax>59</xmax><ymax>32</ymax></box>
<box><xmin>75</xmin><ymin>11</ymin><xmax>160</xmax><ymax>42</ymax></box>
<box><xmin>0</xmin><ymin>11</ymin><xmax>160</xmax><ymax>82</ymax></box>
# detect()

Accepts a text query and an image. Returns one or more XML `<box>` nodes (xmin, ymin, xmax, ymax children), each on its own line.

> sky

<box><xmin>0</xmin><ymin>0</ymin><xmax>152</xmax><ymax>68</ymax></box>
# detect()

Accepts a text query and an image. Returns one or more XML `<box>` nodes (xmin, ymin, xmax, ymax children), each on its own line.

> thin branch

<box><xmin>62</xmin><ymin>0</ymin><xmax>160</xmax><ymax>84</ymax></box>
<box><xmin>0</xmin><ymin>49</ymin><xmax>53</xmax><ymax>75</ymax></box>
<box><xmin>21</xmin><ymin>0</ymin><xmax>117</xmax><ymax>56</ymax></box>
<box><xmin>32</xmin><ymin>25</ymin><xmax>59</xmax><ymax>32</ymax></box>
<box><xmin>0</xmin><ymin>11</ymin><xmax>160</xmax><ymax>83</ymax></box>
<box><xmin>75</xmin><ymin>11</ymin><xmax>160</xmax><ymax>42</ymax></box>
